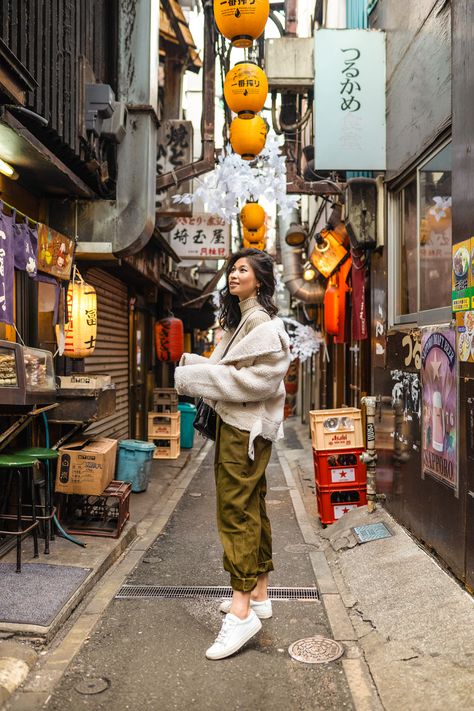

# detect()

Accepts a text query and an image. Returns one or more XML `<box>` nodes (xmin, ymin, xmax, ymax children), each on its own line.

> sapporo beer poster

<box><xmin>421</xmin><ymin>327</ymin><xmax>458</xmax><ymax>492</ymax></box>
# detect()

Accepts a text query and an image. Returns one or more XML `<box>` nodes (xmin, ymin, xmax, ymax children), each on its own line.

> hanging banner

<box><xmin>314</xmin><ymin>29</ymin><xmax>386</xmax><ymax>170</ymax></box>
<box><xmin>167</xmin><ymin>214</ymin><xmax>231</xmax><ymax>260</ymax></box>
<box><xmin>421</xmin><ymin>327</ymin><xmax>458</xmax><ymax>492</ymax></box>
<box><xmin>13</xmin><ymin>219</ymin><xmax>38</xmax><ymax>278</ymax></box>
<box><xmin>0</xmin><ymin>203</ymin><xmax>14</xmax><ymax>326</ymax></box>
<box><xmin>37</xmin><ymin>224</ymin><xmax>75</xmax><ymax>280</ymax></box>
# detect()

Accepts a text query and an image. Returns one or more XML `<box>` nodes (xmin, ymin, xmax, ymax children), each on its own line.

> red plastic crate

<box><xmin>313</xmin><ymin>448</ymin><xmax>366</xmax><ymax>489</ymax></box>
<box><xmin>316</xmin><ymin>484</ymin><xmax>367</xmax><ymax>526</ymax></box>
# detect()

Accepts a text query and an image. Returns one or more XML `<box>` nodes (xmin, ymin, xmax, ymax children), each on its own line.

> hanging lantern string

<box><xmin>1</xmin><ymin>199</ymin><xmax>39</xmax><ymax>226</ymax></box>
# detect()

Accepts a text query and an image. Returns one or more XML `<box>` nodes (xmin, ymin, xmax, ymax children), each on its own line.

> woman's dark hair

<box><xmin>219</xmin><ymin>248</ymin><xmax>278</xmax><ymax>330</ymax></box>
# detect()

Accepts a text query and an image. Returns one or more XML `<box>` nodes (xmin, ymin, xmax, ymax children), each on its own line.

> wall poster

<box><xmin>421</xmin><ymin>326</ymin><xmax>458</xmax><ymax>493</ymax></box>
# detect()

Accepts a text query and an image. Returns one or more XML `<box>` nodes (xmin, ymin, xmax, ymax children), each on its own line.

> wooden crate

<box><xmin>149</xmin><ymin>435</ymin><xmax>181</xmax><ymax>459</ymax></box>
<box><xmin>153</xmin><ymin>388</ymin><xmax>178</xmax><ymax>412</ymax></box>
<box><xmin>148</xmin><ymin>411</ymin><xmax>180</xmax><ymax>438</ymax></box>
<box><xmin>309</xmin><ymin>407</ymin><xmax>364</xmax><ymax>452</ymax></box>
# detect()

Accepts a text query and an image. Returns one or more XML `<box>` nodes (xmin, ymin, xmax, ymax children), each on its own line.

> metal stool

<box><xmin>0</xmin><ymin>454</ymin><xmax>40</xmax><ymax>573</ymax></box>
<box><xmin>14</xmin><ymin>447</ymin><xmax>58</xmax><ymax>555</ymax></box>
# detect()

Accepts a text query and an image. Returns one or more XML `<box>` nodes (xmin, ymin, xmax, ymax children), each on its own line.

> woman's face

<box><xmin>228</xmin><ymin>258</ymin><xmax>260</xmax><ymax>302</ymax></box>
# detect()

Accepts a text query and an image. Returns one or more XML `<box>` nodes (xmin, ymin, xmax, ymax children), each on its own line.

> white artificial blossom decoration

<box><xmin>172</xmin><ymin>132</ymin><xmax>299</xmax><ymax>222</ymax></box>
<box><xmin>282</xmin><ymin>317</ymin><xmax>326</xmax><ymax>364</ymax></box>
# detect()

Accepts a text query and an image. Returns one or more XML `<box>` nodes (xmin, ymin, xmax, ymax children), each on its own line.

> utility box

<box><xmin>55</xmin><ymin>438</ymin><xmax>117</xmax><ymax>496</ymax></box>
<box><xmin>264</xmin><ymin>37</ymin><xmax>314</xmax><ymax>91</ymax></box>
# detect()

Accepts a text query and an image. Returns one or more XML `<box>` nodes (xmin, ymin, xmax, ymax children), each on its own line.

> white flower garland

<box><xmin>282</xmin><ymin>317</ymin><xmax>325</xmax><ymax>364</ymax></box>
<box><xmin>172</xmin><ymin>132</ymin><xmax>299</xmax><ymax>222</ymax></box>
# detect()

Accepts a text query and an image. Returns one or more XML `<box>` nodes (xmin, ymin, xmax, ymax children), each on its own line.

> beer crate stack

<box><xmin>148</xmin><ymin>388</ymin><xmax>180</xmax><ymax>459</ymax></box>
<box><xmin>309</xmin><ymin>407</ymin><xmax>367</xmax><ymax>525</ymax></box>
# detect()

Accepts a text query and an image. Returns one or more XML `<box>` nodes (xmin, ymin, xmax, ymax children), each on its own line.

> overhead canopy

<box><xmin>160</xmin><ymin>0</ymin><xmax>202</xmax><ymax>73</ymax></box>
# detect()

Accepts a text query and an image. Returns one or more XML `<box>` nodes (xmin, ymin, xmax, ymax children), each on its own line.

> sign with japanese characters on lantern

<box><xmin>168</xmin><ymin>214</ymin><xmax>231</xmax><ymax>260</ymax></box>
<box><xmin>314</xmin><ymin>29</ymin><xmax>386</xmax><ymax>171</ymax></box>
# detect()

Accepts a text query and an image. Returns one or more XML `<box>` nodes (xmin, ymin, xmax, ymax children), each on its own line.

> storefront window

<box><xmin>419</xmin><ymin>144</ymin><xmax>452</xmax><ymax>311</ymax></box>
<box><xmin>37</xmin><ymin>282</ymin><xmax>57</xmax><ymax>353</ymax></box>
<box><xmin>392</xmin><ymin>141</ymin><xmax>452</xmax><ymax>324</ymax></box>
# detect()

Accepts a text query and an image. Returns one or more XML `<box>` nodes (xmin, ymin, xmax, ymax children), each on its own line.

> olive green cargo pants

<box><xmin>214</xmin><ymin>416</ymin><xmax>274</xmax><ymax>592</ymax></box>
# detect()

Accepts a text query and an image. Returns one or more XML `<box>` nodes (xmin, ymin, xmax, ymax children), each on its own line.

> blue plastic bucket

<box><xmin>178</xmin><ymin>402</ymin><xmax>197</xmax><ymax>449</ymax></box>
<box><xmin>116</xmin><ymin>439</ymin><xmax>156</xmax><ymax>493</ymax></box>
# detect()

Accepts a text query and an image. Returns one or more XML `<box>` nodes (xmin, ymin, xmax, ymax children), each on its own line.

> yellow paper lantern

<box><xmin>213</xmin><ymin>0</ymin><xmax>269</xmax><ymax>48</ymax></box>
<box><xmin>56</xmin><ymin>273</ymin><xmax>97</xmax><ymax>358</ymax></box>
<box><xmin>243</xmin><ymin>225</ymin><xmax>266</xmax><ymax>243</ymax></box>
<box><xmin>230</xmin><ymin>115</ymin><xmax>267</xmax><ymax>160</ymax></box>
<box><xmin>243</xmin><ymin>238</ymin><xmax>266</xmax><ymax>251</ymax></box>
<box><xmin>241</xmin><ymin>201</ymin><xmax>265</xmax><ymax>230</ymax></box>
<box><xmin>224</xmin><ymin>62</ymin><xmax>268</xmax><ymax>119</ymax></box>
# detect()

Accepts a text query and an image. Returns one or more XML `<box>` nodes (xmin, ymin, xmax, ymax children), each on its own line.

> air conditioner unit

<box><xmin>264</xmin><ymin>37</ymin><xmax>314</xmax><ymax>92</ymax></box>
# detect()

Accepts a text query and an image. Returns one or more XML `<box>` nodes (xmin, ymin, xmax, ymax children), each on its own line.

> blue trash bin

<box><xmin>116</xmin><ymin>439</ymin><xmax>156</xmax><ymax>493</ymax></box>
<box><xmin>178</xmin><ymin>402</ymin><xmax>197</xmax><ymax>449</ymax></box>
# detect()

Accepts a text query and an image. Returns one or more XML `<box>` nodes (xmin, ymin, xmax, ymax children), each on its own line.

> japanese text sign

<box><xmin>156</xmin><ymin>120</ymin><xmax>193</xmax><ymax>216</ymax></box>
<box><xmin>314</xmin><ymin>29</ymin><xmax>386</xmax><ymax>171</ymax></box>
<box><xmin>168</xmin><ymin>214</ymin><xmax>231</xmax><ymax>260</ymax></box>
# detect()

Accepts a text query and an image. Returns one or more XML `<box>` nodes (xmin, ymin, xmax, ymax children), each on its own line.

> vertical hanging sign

<box><xmin>314</xmin><ymin>29</ymin><xmax>386</xmax><ymax>171</ymax></box>
<box><xmin>421</xmin><ymin>326</ymin><xmax>458</xmax><ymax>493</ymax></box>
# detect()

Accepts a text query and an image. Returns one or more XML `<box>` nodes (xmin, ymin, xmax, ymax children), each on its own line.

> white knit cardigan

<box><xmin>174</xmin><ymin>313</ymin><xmax>291</xmax><ymax>459</ymax></box>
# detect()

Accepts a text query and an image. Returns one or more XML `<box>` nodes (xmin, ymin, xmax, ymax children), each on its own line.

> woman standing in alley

<box><xmin>174</xmin><ymin>248</ymin><xmax>291</xmax><ymax>660</ymax></box>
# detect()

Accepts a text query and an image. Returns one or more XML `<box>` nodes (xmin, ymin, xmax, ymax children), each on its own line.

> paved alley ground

<box><xmin>41</xmin><ymin>446</ymin><xmax>353</xmax><ymax>711</ymax></box>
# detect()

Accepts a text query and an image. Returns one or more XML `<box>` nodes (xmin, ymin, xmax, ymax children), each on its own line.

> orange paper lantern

<box><xmin>243</xmin><ymin>238</ymin><xmax>266</xmax><ymax>251</ymax></box>
<box><xmin>224</xmin><ymin>62</ymin><xmax>268</xmax><ymax>118</ymax></box>
<box><xmin>243</xmin><ymin>225</ymin><xmax>266</xmax><ymax>243</ymax></box>
<box><xmin>240</xmin><ymin>201</ymin><xmax>265</xmax><ymax>230</ymax></box>
<box><xmin>155</xmin><ymin>317</ymin><xmax>184</xmax><ymax>362</ymax></box>
<box><xmin>230</xmin><ymin>115</ymin><xmax>267</xmax><ymax>160</ymax></box>
<box><xmin>323</xmin><ymin>276</ymin><xmax>339</xmax><ymax>336</ymax></box>
<box><xmin>213</xmin><ymin>0</ymin><xmax>269</xmax><ymax>48</ymax></box>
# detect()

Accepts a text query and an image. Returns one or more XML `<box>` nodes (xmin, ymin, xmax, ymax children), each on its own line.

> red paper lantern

<box><xmin>324</xmin><ymin>277</ymin><xmax>339</xmax><ymax>336</ymax></box>
<box><xmin>155</xmin><ymin>317</ymin><xmax>184</xmax><ymax>362</ymax></box>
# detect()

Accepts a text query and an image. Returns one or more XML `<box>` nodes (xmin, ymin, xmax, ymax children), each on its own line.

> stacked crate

<box><xmin>148</xmin><ymin>388</ymin><xmax>180</xmax><ymax>459</ymax></box>
<box><xmin>309</xmin><ymin>407</ymin><xmax>366</xmax><ymax>526</ymax></box>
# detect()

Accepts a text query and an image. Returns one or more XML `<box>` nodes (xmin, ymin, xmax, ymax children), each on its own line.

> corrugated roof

<box><xmin>159</xmin><ymin>0</ymin><xmax>202</xmax><ymax>72</ymax></box>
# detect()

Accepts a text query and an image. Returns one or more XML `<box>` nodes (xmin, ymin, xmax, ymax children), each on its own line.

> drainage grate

<box><xmin>288</xmin><ymin>636</ymin><xmax>344</xmax><ymax>664</ymax></box>
<box><xmin>115</xmin><ymin>585</ymin><xmax>319</xmax><ymax>601</ymax></box>
<box><xmin>352</xmin><ymin>522</ymin><xmax>393</xmax><ymax>544</ymax></box>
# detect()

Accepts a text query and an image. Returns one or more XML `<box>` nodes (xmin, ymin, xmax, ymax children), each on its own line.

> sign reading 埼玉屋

<box><xmin>314</xmin><ymin>29</ymin><xmax>386</xmax><ymax>171</ymax></box>
<box><xmin>168</xmin><ymin>214</ymin><xmax>231</xmax><ymax>260</ymax></box>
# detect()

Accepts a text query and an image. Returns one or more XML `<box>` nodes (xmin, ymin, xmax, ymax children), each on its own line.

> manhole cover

<box><xmin>352</xmin><ymin>522</ymin><xmax>393</xmax><ymax>544</ymax></box>
<box><xmin>288</xmin><ymin>636</ymin><xmax>344</xmax><ymax>664</ymax></box>
<box><xmin>75</xmin><ymin>677</ymin><xmax>110</xmax><ymax>695</ymax></box>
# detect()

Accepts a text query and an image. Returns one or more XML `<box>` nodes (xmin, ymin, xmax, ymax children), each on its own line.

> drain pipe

<box><xmin>278</xmin><ymin>209</ymin><xmax>325</xmax><ymax>303</ymax></box>
<box><xmin>360</xmin><ymin>396</ymin><xmax>378</xmax><ymax>513</ymax></box>
<box><xmin>155</xmin><ymin>0</ymin><xmax>216</xmax><ymax>191</ymax></box>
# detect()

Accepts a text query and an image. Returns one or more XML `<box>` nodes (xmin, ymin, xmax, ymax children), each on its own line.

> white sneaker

<box><xmin>219</xmin><ymin>598</ymin><xmax>273</xmax><ymax>619</ymax></box>
<box><xmin>206</xmin><ymin>611</ymin><xmax>262</xmax><ymax>660</ymax></box>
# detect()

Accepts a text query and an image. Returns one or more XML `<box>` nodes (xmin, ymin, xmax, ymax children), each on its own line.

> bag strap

<box><xmin>221</xmin><ymin>308</ymin><xmax>267</xmax><ymax>359</ymax></box>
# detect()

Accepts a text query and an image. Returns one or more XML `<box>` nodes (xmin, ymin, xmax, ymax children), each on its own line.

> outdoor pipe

<box><xmin>155</xmin><ymin>0</ymin><xmax>216</xmax><ymax>191</ymax></box>
<box><xmin>360</xmin><ymin>396</ymin><xmax>378</xmax><ymax>513</ymax></box>
<box><xmin>278</xmin><ymin>209</ymin><xmax>325</xmax><ymax>303</ymax></box>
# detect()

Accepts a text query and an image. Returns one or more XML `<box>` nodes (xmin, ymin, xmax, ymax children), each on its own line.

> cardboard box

<box><xmin>55</xmin><ymin>438</ymin><xmax>117</xmax><ymax>496</ymax></box>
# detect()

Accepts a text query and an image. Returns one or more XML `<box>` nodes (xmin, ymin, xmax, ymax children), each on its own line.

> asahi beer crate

<box><xmin>316</xmin><ymin>484</ymin><xmax>367</xmax><ymax>526</ymax></box>
<box><xmin>149</xmin><ymin>435</ymin><xmax>181</xmax><ymax>460</ymax></box>
<box><xmin>148</xmin><ymin>411</ymin><xmax>181</xmax><ymax>438</ymax></box>
<box><xmin>313</xmin><ymin>448</ymin><xmax>366</xmax><ymax>488</ymax></box>
<box><xmin>152</xmin><ymin>387</ymin><xmax>178</xmax><ymax>412</ymax></box>
<box><xmin>309</xmin><ymin>407</ymin><xmax>364</xmax><ymax>451</ymax></box>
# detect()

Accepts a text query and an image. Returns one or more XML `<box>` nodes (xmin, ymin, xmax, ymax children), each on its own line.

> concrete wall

<box><xmin>370</xmin><ymin>0</ymin><xmax>451</xmax><ymax>177</ymax></box>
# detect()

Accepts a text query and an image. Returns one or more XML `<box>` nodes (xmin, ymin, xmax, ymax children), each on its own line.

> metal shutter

<box><xmin>83</xmin><ymin>268</ymin><xmax>129</xmax><ymax>439</ymax></box>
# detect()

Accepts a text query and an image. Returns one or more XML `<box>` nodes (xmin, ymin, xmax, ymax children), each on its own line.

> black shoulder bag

<box><xmin>192</xmin><ymin>311</ymin><xmax>261</xmax><ymax>440</ymax></box>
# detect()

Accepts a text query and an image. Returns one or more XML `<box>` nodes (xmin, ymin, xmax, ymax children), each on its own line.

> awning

<box><xmin>160</xmin><ymin>0</ymin><xmax>202</xmax><ymax>73</ymax></box>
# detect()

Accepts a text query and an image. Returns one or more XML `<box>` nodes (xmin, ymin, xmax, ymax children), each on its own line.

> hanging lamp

<box><xmin>224</xmin><ymin>62</ymin><xmax>268</xmax><ymax>119</ymax></box>
<box><xmin>240</xmin><ymin>201</ymin><xmax>265</xmax><ymax>231</ymax></box>
<box><xmin>213</xmin><ymin>0</ymin><xmax>269</xmax><ymax>48</ymax></box>
<box><xmin>230</xmin><ymin>115</ymin><xmax>267</xmax><ymax>160</ymax></box>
